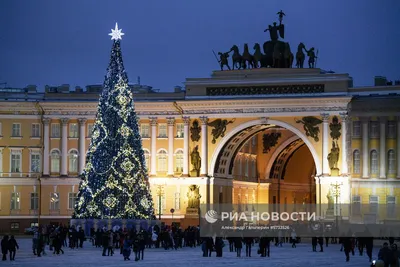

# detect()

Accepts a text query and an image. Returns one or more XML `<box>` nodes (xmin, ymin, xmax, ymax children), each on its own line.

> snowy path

<box><xmin>2</xmin><ymin>238</ymin><xmax>378</xmax><ymax>267</ymax></box>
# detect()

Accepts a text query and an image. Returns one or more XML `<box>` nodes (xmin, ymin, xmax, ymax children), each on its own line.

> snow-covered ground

<box><xmin>1</xmin><ymin>238</ymin><xmax>381</xmax><ymax>267</ymax></box>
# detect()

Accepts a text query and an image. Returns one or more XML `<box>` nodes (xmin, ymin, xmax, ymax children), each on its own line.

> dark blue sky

<box><xmin>1</xmin><ymin>0</ymin><xmax>399</xmax><ymax>91</ymax></box>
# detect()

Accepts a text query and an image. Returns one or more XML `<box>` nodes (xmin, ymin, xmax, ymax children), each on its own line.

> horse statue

<box><xmin>284</xmin><ymin>43</ymin><xmax>294</xmax><ymax>68</ymax></box>
<box><xmin>252</xmin><ymin>43</ymin><xmax>264</xmax><ymax>68</ymax></box>
<box><xmin>296</xmin><ymin>42</ymin><xmax>306</xmax><ymax>68</ymax></box>
<box><xmin>242</xmin><ymin>43</ymin><xmax>254</xmax><ymax>69</ymax></box>
<box><xmin>262</xmin><ymin>41</ymin><xmax>275</xmax><ymax>67</ymax></box>
<box><xmin>272</xmin><ymin>43</ymin><xmax>282</xmax><ymax>68</ymax></box>
<box><xmin>229</xmin><ymin>45</ymin><xmax>243</xmax><ymax>70</ymax></box>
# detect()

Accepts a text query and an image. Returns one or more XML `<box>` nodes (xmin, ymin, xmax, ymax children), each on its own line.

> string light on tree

<box><xmin>73</xmin><ymin>23</ymin><xmax>155</xmax><ymax>220</ymax></box>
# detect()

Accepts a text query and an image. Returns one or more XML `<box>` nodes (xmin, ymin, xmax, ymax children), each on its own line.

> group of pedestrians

<box><xmin>1</xmin><ymin>235</ymin><xmax>19</xmax><ymax>261</ymax></box>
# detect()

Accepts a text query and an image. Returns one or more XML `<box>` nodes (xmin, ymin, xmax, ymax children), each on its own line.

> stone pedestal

<box><xmin>190</xmin><ymin>170</ymin><xmax>199</xmax><ymax>177</ymax></box>
<box><xmin>186</xmin><ymin>208</ymin><xmax>199</xmax><ymax>215</ymax></box>
<box><xmin>330</xmin><ymin>168</ymin><xmax>340</xmax><ymax>176</ymax></box>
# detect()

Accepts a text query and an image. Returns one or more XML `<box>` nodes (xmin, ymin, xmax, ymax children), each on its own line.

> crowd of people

<box><xmin>1</xmin><ymin>223</ymin><xmax>400</xmax><ymax>266</ymax></box>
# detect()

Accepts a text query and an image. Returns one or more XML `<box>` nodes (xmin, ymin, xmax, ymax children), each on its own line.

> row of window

<box><xmin>352</xmin><ymin>120</ymin><xmax>397</xmax><ymax>138</ymax></box>
<box><xmin>0</xmin><ymin>148</ymin><xmax>187</xmax><ymax>174</ymax></box>
<box><xmin>352</xmin><ymin>195</ymin><xmax>396</xmax><ymax>217</ymax></box>
<box><xmin>0</xmin><ymin>122</ymin><xmax>186</xmax><ymax>139</ymax></box>
<box><xmin>10</xmin><ymin>192</ymin><xmax>77</xmax><ymax>210</ymax></box>
<box><xmin>352</xmin><ymin>149</ymin><xmax>396</xmax><ymax>174</ymax></box>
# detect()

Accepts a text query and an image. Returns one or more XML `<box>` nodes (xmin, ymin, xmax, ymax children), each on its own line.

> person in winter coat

<box><xmin>343</xmin><ymin>236</ymin><xmax>353</xmax><ymax>262</ymax></box>
<box><xmin>390</xmin><ymin>243</ymin><xmax>400</xmax><ymax>267</ymax></box>
<box><xmin>243</xmin><ymin>237</ymin><xmax>253</xmax><ymax>257</ymax></box>
<box><xmin>132</xmin><ymin>236</ymin><xmax>140</xmax><ymax>261</ymax></box>
<box><xmin>318</xmin><ymin>236</ymin><xmax>324</xmax><ymax>252</ymax></box>
<box><xmin>234</xmin><ymin>237</ymin><xmax>243</xmax><ymax>257</ymax></box>
<box><xmin>1</xmin><ymin>235</ymin><xmax>9</xmax><ymax>261</ymax></box>
<box><xmin>122</xmin><ymin>235</ymin><xmax>132</xmax><ymax>261</ymax></box>
<box><xmin>101</xmin><ymin>231</ymin><xmax>109</xmax><ymax>256</ymax></box>
<box><xmin>378</xmin><ymin>242</ymin><xmax>392</xmax><ymax>267</ymax></box>
<box><xmin>8</xmin><ymin>235</ymin><xmax>19</xmax><ymax>261</ymax></box>
<box><xmin>290</xmin><ymin>230</ymin><xmax>297</xmax><ymax>248</ymax></box>
<box><xmin>107</xmin><ymin>231</ymin><xmax>114</xmax><ymax>256</ymax></box>
<box><xmin>311</xmin><ymin>236</ymin><xmax>318</xmax><ymax>252</ymax></box>
<box><xmin>214</xmin><ymin>237</ymin><xmax>224</xmax><ymax>257</ymax></box>
<box><xmin>137</xmin><ymin>230</ymin><xmax>146</xmax><ymax>260</ymax></box>
<box><xmin>259</xmin><ymin>236</ymin><xmax>270</xmax><ymax>257</ymax></box>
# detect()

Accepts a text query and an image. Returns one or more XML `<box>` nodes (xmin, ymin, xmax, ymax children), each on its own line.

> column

<box><xmin>60</xmin><ymin>118</ymin><xmax>69</xmax><ymax>176</ymax></box>
<box><xmin>167</xmin><ymin>117</ymin><xmax>175</xmax><ymax>176</ymax></box>
<box><xmin>200</xmin><ymin>116</ymin><xmax>208</xmax><ymax>176</ymax></box>
<box><xmin>78</xmin><ymin>118</ymin><xmax>87</xmax><ymax>174</ymax></box>
<box><xmin>321</xmin><ymin>113</ymin><xmax>330</xmax><ymax>174</ymax></box>
<box><xmin>361</xmin><ymin>117</ymin><xmax>369</xmax><ymax>178</ymax></box>
<box><xmin>42</xmin><ymin>118</ymin><xmax>51</xmax><ymax>176</ymax></box>
<box><xmin>150</xmin><ymin>117</ymin><xmax>157</xmax><ymax>176</ymax></box>
<box><xmin>379</xmin><ymin>117</ymin><xmax>387</xmax><ymax>178</ymax></box>
<box><xmin>339</xmin><ymin>113</ymin><xmax>348</xmax><ymax>175</ymax></box>
<box><xmin>397</xmin><ymin>117</ymin><xmax>400</xmax><ymax>178</ymax></box>
<box><xmin>182</xmin><ymin>116</ymin><xmax>190</xmax><ymax>177</ymax></box>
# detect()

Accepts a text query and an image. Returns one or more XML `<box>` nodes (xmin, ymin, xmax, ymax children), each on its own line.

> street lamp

<box><xmin>156</xmin><ymin>184</ymin><xmax>165</xmax><ymax>220</ymax></box>
<box><xmin>330</xmin><ymin>182</ymin><xmax>342</xmax><ymax>231</ymax></box>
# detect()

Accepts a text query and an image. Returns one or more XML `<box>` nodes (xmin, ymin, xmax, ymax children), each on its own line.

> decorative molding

<box><xmin>166</xmin><ymin>117</ymin><xmax>175</xmax><ymax>126</ymax></box>
<box><xmin>182</xmin><ymin>116</ymin><xmax>190</xmax><ymax>125</ymax></box>
<box><xmin>199</xmin><ymin>116</ymin><xmax>209</xmax><ymax>125</ymax></box>
<box><xmin>149</xmin><ymin>117</ymin><xmax>158</xmax><ymax>126</ymax></box>
<box><xmin>60</xmin><ymin>118</ymin><xmax>69</xmax><ymax>125</ymax></box>
<box><xmin>78</xmin><ymin>118</ymin><xmax>87</xmax><ymax>125</ymax></box>
<box><xmin>42</xmin><ymin>118</ymin><xmax>51</xmax><ymax>125</ymax></box>
<box><xmin>321</xmin><ymin>113</ymin><xmax>330</xmax><ymax>122</ymax></box>
<box><xmin>206</xmin><ymin>84</ymin><xmax>325</xmax><ymax>96</ymax></box>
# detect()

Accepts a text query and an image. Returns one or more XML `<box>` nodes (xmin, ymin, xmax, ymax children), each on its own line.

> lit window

<box><xmin>30</xmin><ymin>153</ymin><xmax>41</xmax><ymax>173</ymax></box>
<box><xmin>69</xmin><ymin>150</ymin><xmax>79</xmax><ymax>173</ymax></box>
<box><xmin>11</xmin><ymin>151</ymin><xmax>21</xmax><ymax>172</ymax></box>
<box><xmin>51</xmin><ymin>150</ymin><xmax>60</xmax><ymax>173</ymax></box>
<box><xmin>388</xmin><ymin>150</ymin><xmax>396</xmax><ymax>174</ymax></box>
<box><xmin>31</xmin><ymin>123</ymin><xmax>40</xmax><ymax>137</ymax></box>
<box><xmin>158</xmin><ymin>124</ymin><xmax>167</xmax><ymax>138</ymax></box>
<box><xmin>12</xmin><ymin>123</ymin><xmax>21</xmax><ymax>137</ymax></box>
<box><xmin>68</xmin><ymin>192</ymin><xmax>77</xmax><ymax>209</ymax></box>
<box><xmin>175</xmin><ymin>150</ymin><xmax>183</xmax><ymax>173</ymax></box>
<box><xmin>11</xmin><ymin>192</ymin><xmax>20</xmax><ymax>210</ymax></box>
<box><xmin>157</xmin><ymin>150</ymin><xmax>167</xmax><ymax>172</ymax></box>
<box><xmin>50</xmin><ymin>192</ymin><xmax>60</xmax><ymax>210</ymax></box>
<box><xmin>30</xmin><ymin>193</ymin><xmax>39</xmax><ymax>210</ymax></box>
<box><xmin>140</xmin><ymin>124</ymin><xmax>150</xmax><ymax>138</ymax></box>
<box><xmin>176</xmin><ymin>123</ymin><xmax>184</xmax><ymax>138</ymax></box>
<box><xmin>51</xmin><ymin>124</ymin><xmax>60</xmax><ymax>138</ymax></box>
<box><xmin>353</xmin><ymin>150</ymin><xmax>360</xmax><ymax>174</ymax></box>
<box><xmin>69</xmin><ymin>123</ymin><xmax>78</xmax><ymax>138</ymax></box>
<box><xmin>370</xmin><ymin>150</ymin><xmax>378</xmax><ymax>174</ymax></box>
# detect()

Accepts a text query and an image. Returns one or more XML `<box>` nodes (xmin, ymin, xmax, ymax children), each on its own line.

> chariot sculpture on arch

<box><xmin>213</xmin><ymin>10</ymin><xmax>318</xmax><ymax>70</ymax></box>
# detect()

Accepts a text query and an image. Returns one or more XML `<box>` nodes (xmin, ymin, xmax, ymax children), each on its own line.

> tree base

<box><xmin>70</xmin><ymin>218</ymin><xmax>160</xmax><ymax>233</ymax></box>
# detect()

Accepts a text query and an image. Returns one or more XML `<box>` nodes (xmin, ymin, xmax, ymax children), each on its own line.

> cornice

<box><xmin>0</xmin><ymin>97</ymin><xmax>352</xmax><ymax>117</ymax></box>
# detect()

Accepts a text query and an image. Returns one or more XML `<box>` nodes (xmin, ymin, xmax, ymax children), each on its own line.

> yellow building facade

<box><xmin>0</xmin><ymin>68</ymin><xmax>399</xmax><ymax>232</ymax></box>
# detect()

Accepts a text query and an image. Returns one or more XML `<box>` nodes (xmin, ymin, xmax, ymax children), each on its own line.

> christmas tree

<box><xmin>73</xmin><ymin>23</ymin><xmax>155</xmax><ymax>219</ymax></box>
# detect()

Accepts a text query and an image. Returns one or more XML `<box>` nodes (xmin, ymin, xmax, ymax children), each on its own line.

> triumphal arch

<box><xmin>163</xmin><ymin>67</ymin><xmax>352</xmax><ymax>224</ymax></box>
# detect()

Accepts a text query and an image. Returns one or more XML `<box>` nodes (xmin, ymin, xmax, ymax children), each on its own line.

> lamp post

<box><xmin>330</xmin><ymin>182</ymin><xmax>342</xmax><ymax>231</ymax></box>
<box><xmin>156</xmin><ymin>185</ymin><xmax>165</xmax><ymax>220</ymax></box>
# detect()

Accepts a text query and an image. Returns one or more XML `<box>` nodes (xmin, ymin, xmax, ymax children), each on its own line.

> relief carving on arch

<box><xmin>295</xmin><ymin>116</ymin><xmax>323</xmax><ymax>142</ymax></box>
